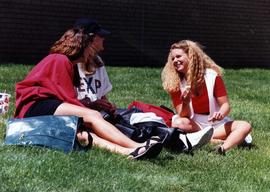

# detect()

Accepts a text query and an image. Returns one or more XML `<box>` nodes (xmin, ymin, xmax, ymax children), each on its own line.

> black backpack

<box><xmin>102</xmin><ymin>108</ymin><xmax>190</xmax><ymax>152</ymax></box>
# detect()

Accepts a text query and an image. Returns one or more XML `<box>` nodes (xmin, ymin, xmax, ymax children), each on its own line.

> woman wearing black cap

<box><xmin>15</xmin><ymin>26</ymin><xmax>163</xmax><ymax>160</ymax></box>
<box><xmin>74</xmin><ymin>18</ymin><xmax>116</xmax><ymax>116</ymax></box>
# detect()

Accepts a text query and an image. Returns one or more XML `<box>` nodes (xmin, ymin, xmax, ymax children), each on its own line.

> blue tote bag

<box><xmin>4</xmin><ymin>115</ymin><xmax>89</xmax><ymax>153</ymax></box>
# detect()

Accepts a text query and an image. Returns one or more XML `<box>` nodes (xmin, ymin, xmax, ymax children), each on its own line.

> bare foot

<box><xmin>76</xmin><ymin>131</ymin><xmax>89</xmax><ymax>147</ymax></box>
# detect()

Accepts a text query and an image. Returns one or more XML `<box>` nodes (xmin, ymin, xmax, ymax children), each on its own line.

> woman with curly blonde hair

<box><xmin>15</xmin><ymin>27</ymin><xmax>163</xmax><ymax>160</ymax></box>
<box><xmin>161</xmin><ymin>40</ymin><xmax>252</xmax><ymax>155</ymax></box>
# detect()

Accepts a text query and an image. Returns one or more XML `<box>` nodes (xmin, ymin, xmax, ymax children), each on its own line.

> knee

<box><xmin>173</xmin><ymin>117</ymin><xmax>188</xmax><ymax>126</ymax></box>
<box><xmin>90</xmin><ymin>110</ymin><xmax>103</xmax><ymax>119</ymax></box>
<box><xmin>83</xmin><ymin>110</ymin><xmax>103</xmax><ymax>123</ymax></box>
<box><xmin>172</xmin><ymin>117</ymin><xmax>192</xmax><ymax>129</ymax></box>
<box><xmin>238</xmin><ymin>121</ymin><xmax>252</xmax><ymax>134</ymax></box>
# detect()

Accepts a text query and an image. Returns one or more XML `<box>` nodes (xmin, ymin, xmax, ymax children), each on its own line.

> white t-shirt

<box><xmin>76</xmin><ymin>63</ymin><xmax>112</xmax><ymax>101</ymax></box>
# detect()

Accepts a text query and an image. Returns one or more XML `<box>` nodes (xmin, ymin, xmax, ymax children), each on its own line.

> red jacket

<box><xmin>15</xmin><ymin>54</ymin><xmax>84</xmax><ymax>118</ymax></box>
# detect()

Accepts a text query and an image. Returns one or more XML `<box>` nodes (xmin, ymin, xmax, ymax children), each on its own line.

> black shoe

<box><xmin>214</xmin><ymin>145</ymin><xmax>226</xmax><ymax>156</ymax></box>
<box><xmin>128</xmin><ymin>139</ymin><xmax>163</xmax><ymax>160</ymax></box>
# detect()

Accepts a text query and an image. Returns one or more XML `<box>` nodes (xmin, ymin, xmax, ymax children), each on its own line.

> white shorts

<box><xmin>172</xmin><ymin>113</ymin><xmax>233</xmax><ymax>130</ymax></box>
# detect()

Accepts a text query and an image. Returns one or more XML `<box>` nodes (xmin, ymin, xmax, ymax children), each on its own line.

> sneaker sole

<box><xmin>192</xmin><ymin>127</ymin><xmax>214</xmax><ymax>150</ymax></box>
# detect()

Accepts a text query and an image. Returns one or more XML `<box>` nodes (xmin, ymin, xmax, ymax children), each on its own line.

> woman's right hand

<box><xmin>92</xmin><ymin>99</ymin><xmax>116</xmax><ymax>115</ymax></box>
<box><xmin>208</xmin><ymin>111</ymin><xmax>225</xmax><ymax>122</ymax></box>
<box><xmin>80</xmin><ymin>97</ymin><xmax>116</xmax><ymax>115</ymax></box>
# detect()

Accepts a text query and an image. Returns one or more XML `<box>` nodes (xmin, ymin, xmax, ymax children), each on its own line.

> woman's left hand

<box><xmin>208</xmin><ymin>111</ymin><xmax>224</xmax><ymax>122</ymax></box>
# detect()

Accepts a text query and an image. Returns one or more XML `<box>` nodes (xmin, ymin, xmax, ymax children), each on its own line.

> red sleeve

<box><xmin>214</xmin><ymin>76</ymin><xmax>227</xmax><ymax>97</ymax></box>
<box><xmin>170</xmin><ymin>91</ymin><xmax>182</xmax><ymax>108</ymax></box>
<box><xmin>15</xmin><ymin>54</ymin><xmax>83</xmax><ymax>118</ymax></box>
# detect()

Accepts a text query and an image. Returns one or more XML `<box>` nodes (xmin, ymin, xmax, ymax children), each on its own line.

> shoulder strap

<box><xmin>204</xmin><ymin>68</ymin><xmax>220</xmax><ymax>117</ymax></box>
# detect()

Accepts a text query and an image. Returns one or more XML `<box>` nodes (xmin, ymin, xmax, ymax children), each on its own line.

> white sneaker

<box><xmin>244</xmin><ymin>134</ymin><xmax>252</xmax><ymax>144</ymax></box>
<box><xmin>183</xmin><ymin>126</ymin><xmax>214</xmax><ymax>150</ymax></box>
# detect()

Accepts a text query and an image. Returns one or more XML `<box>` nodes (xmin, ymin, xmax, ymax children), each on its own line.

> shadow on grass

<box><xmin>237</xmin><ymin>143</ymin><xmax>258</xmax><ymax>150</ymax></box>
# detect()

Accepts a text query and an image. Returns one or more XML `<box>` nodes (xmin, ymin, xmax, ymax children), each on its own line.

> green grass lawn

<box><xmin>0</xmin><ymin>64</ymin><xmax>270</xmax><ymax>192</ymax></box>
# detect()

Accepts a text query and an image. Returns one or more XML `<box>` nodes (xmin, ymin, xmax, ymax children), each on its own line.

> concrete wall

<box><xmin>0</xmin><ymin>0</ymin><xmax>269</xmax><ymax>68</ymax></box>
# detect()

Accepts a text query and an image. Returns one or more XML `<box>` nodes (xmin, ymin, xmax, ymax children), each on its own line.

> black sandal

<box><xmin>150</xmin><ymin>135</ymin><xmax>168</xmax><ymax>144</ymax></box>
<box><xmin>149</xmin><ymin>136</ymin><xmax>162</xmax><ymax>142</ymax></box>
<box><xmin>74</xmin><ymin>126</ymin><xmax>93</xmax><ymax>151</ymax></box>
<box><xmin>128</xmin><ymin>139</ymin><xmax>163</xmax><ymax>160</ymax></box>
<box><xmin>215</xmin><ymin>145</ymin><xmax>226</xmax><ymax>156</ymax></box>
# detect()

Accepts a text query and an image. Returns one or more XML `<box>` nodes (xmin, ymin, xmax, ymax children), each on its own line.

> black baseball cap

<box><xmin>74</xmin><ymin>18</ymin><xmax>111</xmax><ymax>37</ymax></box>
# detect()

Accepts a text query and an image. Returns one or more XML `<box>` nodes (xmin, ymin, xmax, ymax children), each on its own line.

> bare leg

<box><xmin>172</xmin><ymin>116</ymin><xmax>201</xmax><ymax>133</ymax></box>
<box><xmin>54</xmin><ymin>103</ymin><xmax>143</xmax><ymax>148</ymax></box>
<box><xmin>213</xmin><ymin>120</ymin><xmax>251</xmax><ymax>152</ymax></box>
<box><xmin>76</xmin><ymin>130</ymin><xmax>150</xmax><ymax>157</ymax></box>
<box><xmin>211</xmin><ymin>138</ymin><xmax>224</xmax><ymax>145</ymax></box>
<box><xmin>91</xmin><ymin>133</ymin><xmax>135</xmax><ymax>155</ymax></box>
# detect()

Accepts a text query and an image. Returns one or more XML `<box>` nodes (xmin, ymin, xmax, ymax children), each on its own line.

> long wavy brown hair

<box><xmin>81</xmin><ymin>46</ymin><xmax>102</xmax><ymax>75</ymax></box>
<box><xmin>161</xmin><ymin>40</ymin><xmax>223</xmax><ymax>94</ymax></box>
<box><xmin>50</xmin><ymin>28</ymin><xmax>95</xmax><ymax>66</ymax></box>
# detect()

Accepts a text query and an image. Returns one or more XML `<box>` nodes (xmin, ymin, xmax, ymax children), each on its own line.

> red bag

<box><xmin>128</xmin><ymin>101</ymin><xmax>175</xmax><ymax>127</ymax></box>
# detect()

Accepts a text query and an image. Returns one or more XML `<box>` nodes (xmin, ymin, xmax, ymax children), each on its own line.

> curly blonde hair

<box><xmin>50</xmin><ymin>28</ymin><xmax>95</xmax><ymax>67</ymax></box>
<box><xmin>161</xmin><ymin>40</ymin><xmax>223</xmax><ymax>94</ymax></box>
